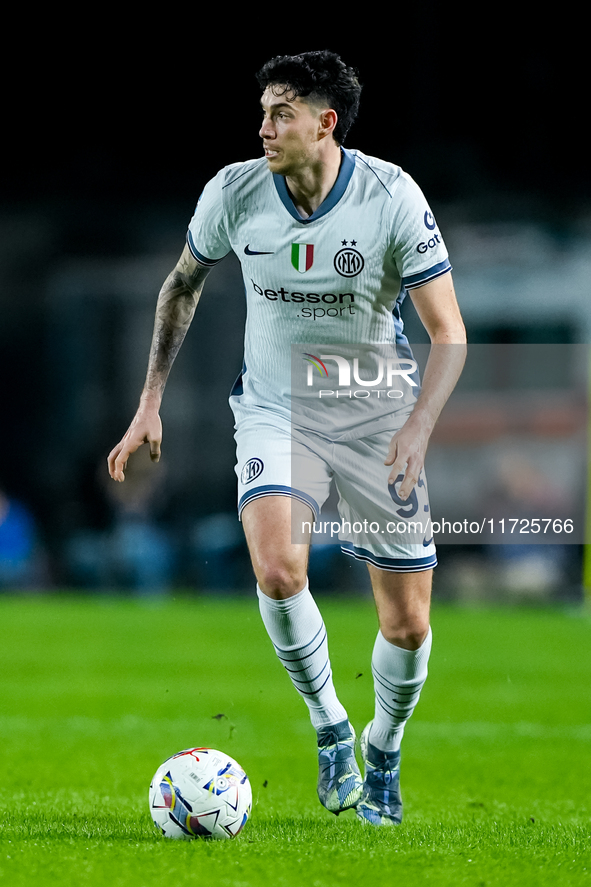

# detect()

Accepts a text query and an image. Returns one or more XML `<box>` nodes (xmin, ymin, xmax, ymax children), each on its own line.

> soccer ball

<box><xmin>149</xmin><ymin>747</ymin><xmax>252</xmax><ymax>840</ymax></box>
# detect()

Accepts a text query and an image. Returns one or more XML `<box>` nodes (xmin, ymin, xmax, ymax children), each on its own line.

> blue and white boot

<box><xmin>316</xmin><ymin>719</ymin><xmax>363</xmax><ymax>814</ymax></box>
<box><xmin>356</xmin><ymin>721</ymin><xmax>403</xmax><ymax>826</ymax></box>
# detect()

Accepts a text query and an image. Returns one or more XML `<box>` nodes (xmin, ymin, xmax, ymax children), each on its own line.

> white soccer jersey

<box><xmin>187</xmin><ymin>148</ymin><xmax>451</xmax><ymax>436</ymax></box>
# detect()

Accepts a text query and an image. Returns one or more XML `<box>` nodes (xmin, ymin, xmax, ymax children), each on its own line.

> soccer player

<box><xmin>108</xmin><ymin>51</ymin><xmax>466</xmax><ymax>826</ymax></box>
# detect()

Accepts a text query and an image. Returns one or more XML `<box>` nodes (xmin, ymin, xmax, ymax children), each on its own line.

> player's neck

<box><xmin>285</xmin><ymin>144</ymin><xmax>342</xmax><ymax>219</ymax></box>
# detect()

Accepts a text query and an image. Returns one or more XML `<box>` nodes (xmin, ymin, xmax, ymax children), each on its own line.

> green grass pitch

<box><xmin>0</xmin><ymin>593</ymin><xmax>590</xmax><ymax>885</ymax></box>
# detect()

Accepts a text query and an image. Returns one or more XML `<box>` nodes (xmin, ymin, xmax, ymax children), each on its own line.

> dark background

<box><xmin>1</xmin><ymin>11</ymin><xmax>587</xmax><ymax>591</ymax></box>
<box><xmin>6</xmin><ymin>12</ymin><xmax>584</xmax><ymax>210</ymax></box>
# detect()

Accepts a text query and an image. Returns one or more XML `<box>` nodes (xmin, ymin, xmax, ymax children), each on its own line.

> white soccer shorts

<box><xmin>233</xmin><ymin>405</ymin><xmax>436</xmax><ymax>573</ymax></box>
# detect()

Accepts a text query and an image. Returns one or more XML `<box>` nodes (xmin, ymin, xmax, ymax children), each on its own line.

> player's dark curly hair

<box><xmin>256</xmin><ymin>50</ymin><xmax>362</xmax><ymax>145</ymax></box>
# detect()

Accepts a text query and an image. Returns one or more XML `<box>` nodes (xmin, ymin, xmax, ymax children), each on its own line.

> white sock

<box><xmin>369</xmin><ymin>627</ymin><xmax>432</xmax><ymax>753</ymax></box>
<box><xmin>257</xmin><ymin>582</ymin><xmax>348</xmax><ymax>730</ymax></box>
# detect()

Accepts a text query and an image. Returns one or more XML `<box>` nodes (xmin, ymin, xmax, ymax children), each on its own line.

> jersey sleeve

<box><xmin>186</xmin><ymin>169</ymin><xmax>232</xmax><ymax>267</ymax></box>
<box><xmin>390</xmin><ymin>173</ymin><xmax>452</xmax><ymax>289</ymax></box>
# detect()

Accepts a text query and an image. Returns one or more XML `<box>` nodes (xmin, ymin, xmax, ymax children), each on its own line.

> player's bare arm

<box><xmin>385</xmin><ymin>271</ymin><xmax>466</xmax><ymax>499</ymax></box>
<box><xmin>107</xmin><ymin>244</ymin><xmax>211</xmax><ymax>482</ymax></box>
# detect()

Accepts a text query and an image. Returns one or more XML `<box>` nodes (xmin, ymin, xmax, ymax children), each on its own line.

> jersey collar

<box><xmin>272</xmin><ymin>147</ymin><xmax>355</xmax><ymax>224</ymax></box>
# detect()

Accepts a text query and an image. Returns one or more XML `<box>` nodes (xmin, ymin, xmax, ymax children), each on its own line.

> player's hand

<box><xmin>107</xmin><ymin>405</ymin><xmax>162</xmax><ymax>482</ymax></box>
<box><xmin>384</xmin><ymin>417</ymin><xmax>431</xmax><ymax>500</ymax></box>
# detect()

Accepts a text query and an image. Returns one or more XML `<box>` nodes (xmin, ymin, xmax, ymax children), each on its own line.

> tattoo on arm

<box><xmin>144</xmin><ymin>251</ymin><xmax>211</xmax><ymax>399</ymax></box>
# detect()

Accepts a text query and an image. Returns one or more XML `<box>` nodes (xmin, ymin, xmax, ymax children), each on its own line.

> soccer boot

<box><xmin>316</xmin><ymin>719</ymin><xmax>363</xmax><ymax>814</ymax></box>
<box><xmin>356</xmin><ymin>721</ymin><xmax>403</xmax><ymax>826</ymax></box>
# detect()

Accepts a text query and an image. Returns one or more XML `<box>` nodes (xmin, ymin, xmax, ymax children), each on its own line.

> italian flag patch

<box><xmin>291</xmin><ymin>243</ymin><xmax>314</xmax><ymax>273</ymax></box>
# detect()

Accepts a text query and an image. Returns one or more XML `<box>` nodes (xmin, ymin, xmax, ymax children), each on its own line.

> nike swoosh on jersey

<box><xmin>244</xmin><ymin>245</ymin><xmax>275</xmax><ymax>255</ymax></box>
<box><xmin>422</xmin><ymin>537</ymin><xmax>434</xmax><ymax>547</ymax></box>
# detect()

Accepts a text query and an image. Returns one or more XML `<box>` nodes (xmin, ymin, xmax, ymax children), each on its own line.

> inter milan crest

<box><xmin>241</xmin><ymin>458</ymin><xmax>264</xmax><ymax>485</ymax></box>
<box><xmin>334</xmin><ymin>240</ymin><xmax>364</xmax><ymax>277</ymax></box>
<box><xmin>291</xmin><ymin>243</ymin><xmax>314</xmax><ymax>273</ymax></box>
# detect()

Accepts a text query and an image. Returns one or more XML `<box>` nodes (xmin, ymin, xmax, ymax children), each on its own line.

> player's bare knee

<box><xmin>256</xmin><ymin>564</ymin><xmax>307</xmax><ymax>600</ymax></box>
<box><xmin>381</xmin><ymin>620</ymin><xmax>430</xmax><ymax>651</ymax></box>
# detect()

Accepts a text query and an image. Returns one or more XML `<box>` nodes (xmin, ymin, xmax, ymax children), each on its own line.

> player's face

<box><xmin>259</xmin><ymin>86</ymin><xmax>326</xmax><ymax>175</ymax></box>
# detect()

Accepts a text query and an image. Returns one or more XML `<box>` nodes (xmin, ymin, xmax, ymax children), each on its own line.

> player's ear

<box><xmin>318</xmin><ymin>108</ymin><xmax>338</xmax><ymax>140</ymax></box>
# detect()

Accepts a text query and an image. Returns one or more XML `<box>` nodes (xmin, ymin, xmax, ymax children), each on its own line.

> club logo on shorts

<box><xmin>334</xmin><ymin>243</ymin><xmax>364</xmax><ymax>277</ymax></box>
<box><xmin>241</xmin><ymin>458</ymin><xmax>264</xmax><ymax>485</ymax></box>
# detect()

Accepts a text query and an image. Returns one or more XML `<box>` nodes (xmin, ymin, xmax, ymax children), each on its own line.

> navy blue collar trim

<box><xmin>273</xmin><ymin>147</ymin><xmax>355</xmax><ymax>224</ymax></box>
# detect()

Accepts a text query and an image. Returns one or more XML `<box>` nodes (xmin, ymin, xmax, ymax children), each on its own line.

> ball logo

<box><xmin>334</xmin><ymin>247</ymin><xmax>364</xmax><ymax>278</ymax></box>
<box><xmin>241</xmin><ymin>458</ymin><xmax>264</xmax><ymax>485</ymax></box>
